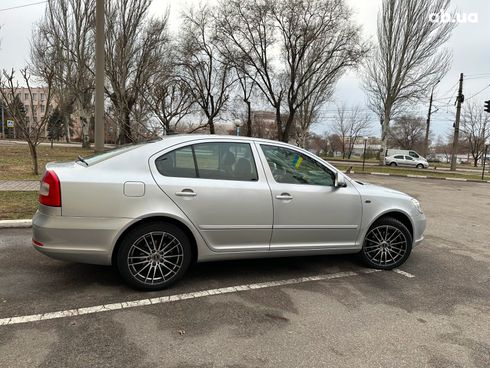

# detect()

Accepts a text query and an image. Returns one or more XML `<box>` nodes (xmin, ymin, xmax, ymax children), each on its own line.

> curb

<box><xmin>0</xmin><ymin>219</ymin><xmax>32</xmax><ymax>229</ymax></box>
<box><xmin>349</xmin><ymin>171</ymin><xmax>490</xmax><ymax>183</ymax></box>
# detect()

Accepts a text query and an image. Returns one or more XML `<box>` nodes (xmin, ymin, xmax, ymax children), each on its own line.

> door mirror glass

<box><xmin>335</xmin><ymin>172</ymin><xmax>347</xmax><ymax>188</ymax></box>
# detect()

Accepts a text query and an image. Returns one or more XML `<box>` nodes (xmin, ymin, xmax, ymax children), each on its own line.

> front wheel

<box><xmin>117</xmin><ymin>222</ymin><xmax>192</xmax><ymax>291</ymax></box>
<box><xmin>360</xmin><ymin>217</ymin><xmax>412</xmax><ymax>270</ymax></box>
<box><xmin>416</xmin><ymin>164</ymin><xmax>424</xmax><ymax>169</ymax></box>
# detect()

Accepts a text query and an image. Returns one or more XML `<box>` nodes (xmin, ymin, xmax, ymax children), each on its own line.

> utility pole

<box><xmin>424</xmin><ymin>80</ymin><xmax>440</xmax><ymax>157</ymax></box>
<box><xmin>450</xmin><ymin>73</ymin><xmax>464</xmax><ymax>171</ymax></box>
<box><xmin>94</xmin><ymin>0</ymin><xmax>105</xmax><ymax>152</ymax></box>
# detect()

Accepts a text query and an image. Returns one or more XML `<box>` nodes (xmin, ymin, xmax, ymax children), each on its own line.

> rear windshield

<box><xmin>79</xmin><ymin>140</ymin><xmax>159</xmax><ymax>166</ymax></box>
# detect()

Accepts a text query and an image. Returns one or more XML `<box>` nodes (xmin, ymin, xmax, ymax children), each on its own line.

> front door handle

<box><xmin>275</xmin><ymin>193</ymin><xmax>293</xmax><ymax>200</ymax></box>
<box><xmin>175</xmin><ymin>189</ymin><xmax>197</xmax><ymax>197</ymax></box>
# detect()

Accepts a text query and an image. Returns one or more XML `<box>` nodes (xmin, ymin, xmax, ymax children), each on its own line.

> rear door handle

<box><xmin>275</xmin><ymin>193</ymin><xmax>293</xmax><ymax>200</ymax></box>
<box><xmin>175</xmin><ymin>189</ymin><xmax>197</xmax><ymax>197</ymax></box>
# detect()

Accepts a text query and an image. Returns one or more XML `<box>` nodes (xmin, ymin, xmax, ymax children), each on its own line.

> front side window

<box><xmin>405</xmin><ymin>156</ymin><xmax>414</xmax><ymax>161</ymax></box>
<box><xmin>261</xmin><ymin>144</ymin><xmax>334</xmax><ymax>186</ymax></box>
<box><xmin>156</xmin><ymin>142</ymin><xmax>258</xmax><ymax>181</ymax></box>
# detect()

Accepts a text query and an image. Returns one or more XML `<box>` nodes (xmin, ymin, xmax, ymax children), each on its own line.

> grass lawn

<box><xmin>0</xmin><ymin>144</ymin><xmax>93</xmax><ymax>181</ymax></box>
<box><xmin>333</xmin><ymin>164</ymin><xmax>487</xmax><ymax>181</ymax></box>
<box><xmin>0</xmin><ymin>191</ymin><xmax>39</xmax><ymax>220</ymax></box>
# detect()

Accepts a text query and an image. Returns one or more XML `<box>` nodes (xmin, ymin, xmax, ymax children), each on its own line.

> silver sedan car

<box><xmin>385</xmin><ymin>154</ymin><xmax>429</xmax><ymax>169</ymax></box>
<box><xmin>33</xmin><ymin>135</ymin><xmax>426</xmax><ymax>290</ymax></box>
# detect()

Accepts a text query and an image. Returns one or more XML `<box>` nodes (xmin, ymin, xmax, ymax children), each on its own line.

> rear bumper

<box><xmin>32</xmin><ymin>210</ymin><xmax>131</xmax><ymax>265</ymax></box>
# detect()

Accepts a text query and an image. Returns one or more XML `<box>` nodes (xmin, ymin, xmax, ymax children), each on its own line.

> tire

<box><xmin>389</xmin><ymin>162</ymin><xmax>397</xmax><ymax>167</ymax></box>
<box><xmin>117</xmin><ymin>222</ymin><xmax>192</xmax><ymax>291</ymax></box>
<box><xmin>359</xmin><ymin>217</ymin><xmax>412</xmax><ymax>270</ymax></box>
<box><xmin>416</xmin><ymin>164</ymin><xmax>423</xmax><ymax>169</ymax></box>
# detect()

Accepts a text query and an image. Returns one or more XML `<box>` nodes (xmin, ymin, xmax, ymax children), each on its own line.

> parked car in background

<box><xmin>426</xmin><ymin>154</ymin><xmax>442</xmax><ymax>163</ymax></box>
<box><xmin>32</xmin><ymin>135</ymin><xmax>426</xmax><ymax>291</ymax></box>
<box><xmin>386</xmin><ymin>149</ymin><xmax>426</xmax><ymax>160</ymax></box>
<box><xmin>385</xmin><ymin>154</ymin><xmax>429</xmax><ymax>168</ymax></box>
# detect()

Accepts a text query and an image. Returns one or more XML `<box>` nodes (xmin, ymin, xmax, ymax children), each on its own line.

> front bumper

<box><xmin>32</xmin><ymin>210</ymin><xmax>131</xmax><ymax>265</ymax></box>
<box><xmin>412</xmin><ymin>213</ymin><xmax>426</xmax><ymax>247</ymax></box>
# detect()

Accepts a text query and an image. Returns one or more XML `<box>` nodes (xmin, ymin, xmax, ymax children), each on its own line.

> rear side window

<box><xmin>394</xmin><ymin>155</ymin><xmax>404</xmax><ymax>159</ymax></box>
<box><xmin>156</xmin><ymin>142</ymin><xmax>258</xmax><ymax>181</ymax></box>
<box><xmin>155</xmin><ymin>146</ymin><xmax>197</xmax><ymax>178</ymax></box>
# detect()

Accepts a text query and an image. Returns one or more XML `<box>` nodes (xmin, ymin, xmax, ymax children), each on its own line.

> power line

<box><xmin>466</xmin><ymin>83</ymin><xmax>490</xmax><ymax>101</ymax></box>
<box><xmin>0</xmin><ymin>1</ymin><xmax>47</xmax><ymax>12</ymax></box>
<box><xmin>464</xmin><ymin>73</ymin><xmax>490</xmax><ymax>78</ymax></box>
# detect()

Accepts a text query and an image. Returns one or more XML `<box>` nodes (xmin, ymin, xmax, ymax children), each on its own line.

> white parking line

<box><xmin>0</xmin><ymin>268</ymin><xmax>415</xmax><ymax>326</ymax></box>
<box><xmin>393</xmin><ymin>269</ymin><xmax>416</xmax><ymax>278</ymax></box>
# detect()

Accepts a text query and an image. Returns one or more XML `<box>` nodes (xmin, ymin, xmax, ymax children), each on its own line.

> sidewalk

<box><xmin>0</xmin><ymin>180</ymin><xmax>39</xmax><ymax>191</ymax></box>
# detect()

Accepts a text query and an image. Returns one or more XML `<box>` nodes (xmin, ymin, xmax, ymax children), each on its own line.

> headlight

<box><xmin>411</xmin><ymin>198</ymin><xmax>423</xmax><ymax>214</ymax></box>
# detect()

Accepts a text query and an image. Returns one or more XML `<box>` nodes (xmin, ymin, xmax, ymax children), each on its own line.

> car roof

<box><xmin>116</xmin><ymin>134</ymin><xmax>308</xmax><ymax>163</ymax></box>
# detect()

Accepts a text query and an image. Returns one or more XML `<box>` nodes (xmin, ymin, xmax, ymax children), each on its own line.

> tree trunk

<box><xmin>208</xmin><ymin>118</ymin><xmax>215</xmax><ymax>134</ymax></box>
<box><xmin>275</xmin><ymin>106</ymin><xmax>282</xmax><ymax>141</ymax></box>
<box><xmin>28</xmin><ymin>142</ymin><xmax>39</xmax><ymax>175</ymax></box>
<box><xmin>118</xmin><ymin>108</ymin><xmax>132</xmax><ymax>144</ymax></box>
<box><xmin>379</xmin><ymin>109</ymin><xmax>390</xmax><ymax>165</ymax></box>
<box><xmin>282</xmin><ymin>112</ymin><xmax>295</xmax><ymax>143</ymax></box>
<box><xmin>80</xmin><ymin>107</ymin><xmax>91</xmax><ymax>149</ymax></box>
<box><xmin>245</xmin><ymin>100</ymin><xmax>252</xmax><ymax>137</ymax></box>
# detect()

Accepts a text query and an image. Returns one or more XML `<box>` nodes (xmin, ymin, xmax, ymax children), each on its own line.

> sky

<box><xmin>1</xmin><ymin>0</ymin><xmax>489</xmax><ymax>140</ymax></box>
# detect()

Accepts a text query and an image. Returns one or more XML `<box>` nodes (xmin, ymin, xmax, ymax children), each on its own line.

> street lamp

<box><xmin>424</xmin><ymin>79</ymin><xmax>440</xmax><ymax>157</ymax></box>
<box><xmin>482</xmin><ymin>140</ymin><xmax>489</xmax><ymax>181</ymax></box>
<box><xmin>362</xmin><ymin>136</ymin><xmax>368</xmax><ymax>171</ymax></box>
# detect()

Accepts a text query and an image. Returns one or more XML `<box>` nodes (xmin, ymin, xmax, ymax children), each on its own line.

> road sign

<box><xmin>6</xmin><ymin>120</ymin><xmax>14</xmax><ymax>128</ymax></box>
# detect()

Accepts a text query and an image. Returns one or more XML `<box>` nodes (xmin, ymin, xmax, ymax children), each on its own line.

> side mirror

<box><xmin>335</xmin><ymin>172</ymin><xmax>347</xmax><ymax>188</ymax></box>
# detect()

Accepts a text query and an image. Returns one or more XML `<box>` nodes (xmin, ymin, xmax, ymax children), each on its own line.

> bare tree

<box><xmin>332</xmin><ymin>104</ymin><xmax>372</xmax><ymax>158</ymax></box>
<box><xmin>105</xmin><ymin>0</ymin><xmax>169</xmax><ymax>144</ymax></box>
<box><xmin>326</xmin><ymin>133</ymin><xmax>343</xmax><ymax>156</ymax></box>
<box><xmin>235</xmin><ymin>70</ymin><xmax>256</xmax><ymax>137</ymax></box>
<box><xmin>295</xmin><ymin>64</ymin><xmax>335</xmax><ymax>147</ymax></box>
<box><xmin>460</xmin><ymin>102</ymin><xmax>489</xmax><ymax>167</ymax></box>
<box><xmin>364</xmin><ymin>0</ymin><xmax>455</xmax><ymax>164</ymax></box>
<box><xmin>216</xmin><ymin>0</ymin><xmax>366</xmax><ymax>142</ymax></box>
<box><xmin>31</xmin><ymin>0</ymin><xmax>96</xmax><ymax>148</ymax></box>
<box><xmin>387</xmin><ymin>115</ymin><xmax>425</xmax><ymax>150</ymax></box>
<box><xmin>0</xmin><ymin>68</ymin><xmax>54</xmax><ymax>175</ymax></box>
<box><xmin>179</xmin><ymin>5</ymin><xmax>235</xmax><ymax>134</ymax></box>
<box><xmin>145</xmin><ymin>57</ymin><xmax>195</xmax><ymax>135</ymax></box>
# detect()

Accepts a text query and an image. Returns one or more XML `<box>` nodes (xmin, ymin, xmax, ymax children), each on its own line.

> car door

<box><xmin>404</xmin><ymin>155</ymin><xmax>416</xmax><ymax>167</ymax></box>
<box><xmin>257</xmin><ymin>143</ymin><xmax>362</xmax><ymax>250</ymax></box>
<box><xmin>151</xmin><ymin>140</ymin><xmax>273</xmax><ymax>252</ymax></box>
<box><xmin>392</xmin><ymin>154</ymin><xmax>404</xmax><ymax>166</ymax></box>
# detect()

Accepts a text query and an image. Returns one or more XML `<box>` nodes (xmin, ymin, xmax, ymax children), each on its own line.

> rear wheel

<box><xmin>117</xmin><ymin>222</ymin><xmax>192</xmax><ymax>291</ymax></box>
<box><xmin>389</xmin><ymin>162</ymin><xmax>397</xmax><ymax>166</ymax></box>
<box><xmin>360</xmin><ymin>217</ymin><xmax>412</xmax><ymax>270</ymax></box>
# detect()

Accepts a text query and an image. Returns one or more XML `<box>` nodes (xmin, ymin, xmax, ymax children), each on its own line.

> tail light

<box><xmin>39</xmin><ymin>170</ymin><xmax>61</xmax><ymax>207</ymax></box>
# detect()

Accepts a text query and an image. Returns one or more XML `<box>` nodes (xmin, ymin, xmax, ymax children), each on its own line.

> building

<box><xmin>1</xmin><ymin>87</ymin><xmax>56</xmax><ymax>139</ymax></box>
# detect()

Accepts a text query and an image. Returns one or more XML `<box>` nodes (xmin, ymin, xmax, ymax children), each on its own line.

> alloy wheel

<box><xmin>127</xmin><ymin>231</ymin><xmax>184</xmax><ymax>285</ymax></box>
<box><xmin>363</xmin><ymin>225</ymin><xmax>408</xmax><ymax>267</ymax></box>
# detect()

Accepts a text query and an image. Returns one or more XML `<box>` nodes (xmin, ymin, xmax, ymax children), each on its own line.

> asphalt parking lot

<box><xmin>0</xmin><ymin>176</ymin><xmax>489</xmax><ymax>368</ymax></box>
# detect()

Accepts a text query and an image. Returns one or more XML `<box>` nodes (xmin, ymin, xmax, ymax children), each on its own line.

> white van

<box><xmin>385</xmin><ymin>149</ymin><xmax>426</xmax><ymax>160</ymax></box>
